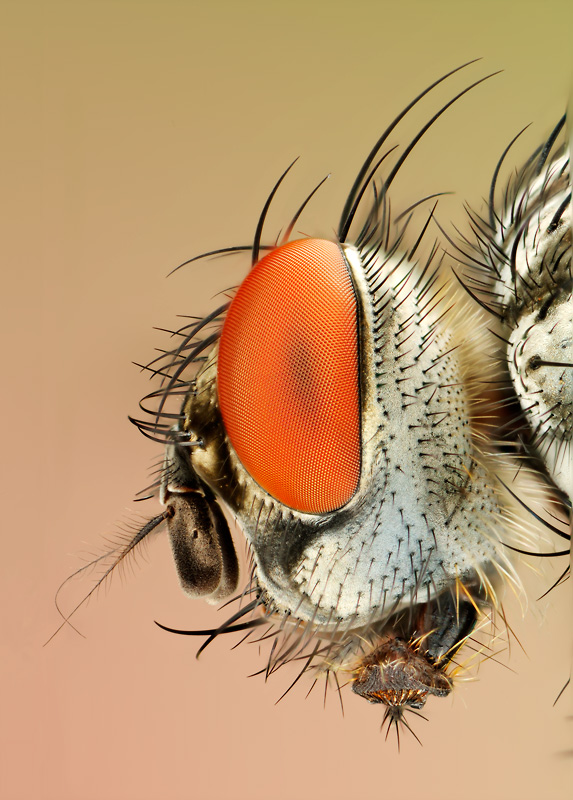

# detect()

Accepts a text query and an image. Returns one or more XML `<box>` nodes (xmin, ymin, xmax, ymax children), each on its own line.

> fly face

<box><xmin>136</xmin><ymin>64</ymin><xmax>537</xmax><ymax>722</ymax></box>
<box><xmin>57</xmin><ymin>63</ymin><xmax>549</xmax><ymax>734</ymax></box>
<box><xmin>179</xmin><ymin>235</ymin><xmax>502</xmax><ymax>633</ymax></box>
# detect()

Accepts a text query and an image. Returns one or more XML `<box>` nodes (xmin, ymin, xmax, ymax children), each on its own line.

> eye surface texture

<box><xmin>217</xmin><ymin>238</ymin><xmax>361</xmax><ymax>514</ymax></box>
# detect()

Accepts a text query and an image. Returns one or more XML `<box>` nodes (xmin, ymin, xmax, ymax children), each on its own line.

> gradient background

<box><xmin>3</xmin><ymin>1</ymin><xmax>573</xmax><ymax>798</ymax></box>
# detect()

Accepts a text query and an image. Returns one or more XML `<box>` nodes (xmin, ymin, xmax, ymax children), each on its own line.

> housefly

<box><xmin>52</xmin><ymin>60</ymin><xmax>571</xmax><ymax>740</ymax></box>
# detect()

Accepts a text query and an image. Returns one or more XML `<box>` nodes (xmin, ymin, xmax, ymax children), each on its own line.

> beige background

<box><xmin>2</xmin><ymin>1</ymin><xmax>573</xmax><ymax>798</ymax></box>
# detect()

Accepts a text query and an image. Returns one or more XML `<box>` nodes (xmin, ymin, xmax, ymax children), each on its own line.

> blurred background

<box><xmin>2</xmin><ymin>1</ymin><xmax>572</xmax><ymax>798</ymax></box>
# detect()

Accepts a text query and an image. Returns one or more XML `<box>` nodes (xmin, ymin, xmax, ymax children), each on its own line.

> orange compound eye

<box><xmin>217</xmin><ymin>238</ymin><xmax>360</xmax><ymax>514</ymax></box>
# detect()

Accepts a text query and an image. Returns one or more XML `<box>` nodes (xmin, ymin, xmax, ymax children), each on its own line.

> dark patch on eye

<box><xmin>286</xmin><ymin>335</ymin><xmax>321</xmax><ymax>423</ymax></box>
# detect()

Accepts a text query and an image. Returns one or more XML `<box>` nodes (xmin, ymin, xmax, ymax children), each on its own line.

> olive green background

<box><xmin>2</xmin><ymin>1</ymin><xmax>572</xmax><ymax>798</ymax></box>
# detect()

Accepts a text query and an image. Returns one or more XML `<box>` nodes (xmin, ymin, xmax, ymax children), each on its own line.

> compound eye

<box><xmin>217</xmin><ymin>238</ymin><xmax>360</xmax><ymax>514</ymax></box>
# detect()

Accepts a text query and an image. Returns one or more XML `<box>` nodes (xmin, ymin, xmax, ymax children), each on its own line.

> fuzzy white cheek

<box><xmin>294</xmin><ymin>483</ymin><xmax>500</xmax><ymax>624</ymax></box>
